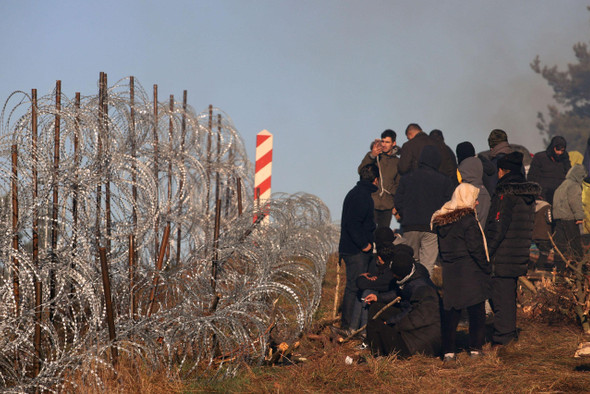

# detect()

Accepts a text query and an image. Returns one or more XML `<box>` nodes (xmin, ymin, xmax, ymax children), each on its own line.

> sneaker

<box><xmin>469</xmin><ymin>350</ymin><xmax>484</xmax><ymax>359</ymax></box>
<box><xmin>443</xmin><ymin>353</ymin><xmax>457</xmax><ymax>364</ymax></box>
<box><xmin>355</xmin><ymin>342</ymin><xmax>368</xmax><ymax>351</ymax></box>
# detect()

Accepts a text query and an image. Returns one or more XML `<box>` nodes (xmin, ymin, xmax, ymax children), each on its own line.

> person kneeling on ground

<box><xmin>364</xmin><ymin>244</ymin><xmax>441</xmax><ymax>358</ymax></box>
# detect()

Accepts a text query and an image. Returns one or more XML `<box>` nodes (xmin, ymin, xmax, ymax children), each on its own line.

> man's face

<box><xmin>554</xmin><ymin>146</ymin><xmax>565</xmax><ymax>156</ymax></box>
<box><xmin>381</xmin><ymin>137</ymin><xmax>395</xmax><ymax>154</ymax></box>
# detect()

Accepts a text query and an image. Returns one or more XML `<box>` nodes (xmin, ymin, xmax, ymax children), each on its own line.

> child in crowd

<box><xmin>531</xmin><ymin>196</ymin><xmax>553</xmax><ymax>271</ymax></box>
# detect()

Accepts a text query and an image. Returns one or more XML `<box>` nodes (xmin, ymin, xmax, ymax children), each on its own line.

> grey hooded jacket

<box><xmin>552</xmin><ymin>164</ymin><xmax>587</xmax><ymax>221</ymax></box>
<box><xmin>458</xmin><ymin>156</ymin><xmax>491</xmax><ymax>225</ymax></box>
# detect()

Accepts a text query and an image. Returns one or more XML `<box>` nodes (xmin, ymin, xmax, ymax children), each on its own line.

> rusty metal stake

<box><xmin>176</xmin><ymin>90</ymin><xmax>187</xmax><ymax>263</ymax></box>
<box><xmin>49</xmin><ymin>80</ymin><xmax>61</xmax><ymax>322</ymax></box>
<box><xmin>31</xmin><ymin>88</ymin><xmax>42</xmax><ymax>377</ymax></box>
<box><xmin>153</xmin><ymin>84</ymin><xmax>160</xmax><ymax>268</ymax></box>
<box><xmin>103</xmin><ymin>73</ymin><xmax>112</xmax><ymax>255</ymax></box>
<box><xmin>99</xmin><ymin>247</ymin><xmax>118</xmax><ymax>367</ymax></box>
<box><xmin>237</xmin><ymin>178</ymin><xmax>243</xmax><ymax>216</ymax></box>
<box><xmin>147</xmin><ymin>224</ymin><xmax>171</xmax><ymax>317</ymax></box>
<box><xmin>11</xmin><ymin>144</ymin><xmax>19</xmax><ymax>317</ymax></box>
<box><xmin>130</xmin><ymin>76</ymin><xmax>138</xmax><ymax>318</ymax></box>
<box><xmin>209</xmin><ymin>199</ymin><xmax>222</xmax><ymax>312</ymax></box>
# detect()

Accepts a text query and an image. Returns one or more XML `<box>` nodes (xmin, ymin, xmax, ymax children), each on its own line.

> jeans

<box><xmin>341</xmin><ymin>252</ymin><xmax>372</xmax><ymax>330</ymax></box>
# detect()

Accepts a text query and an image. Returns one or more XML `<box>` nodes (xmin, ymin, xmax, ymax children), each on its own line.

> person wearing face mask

<box><xmin>527</xmin><ymin>136</ymin><xmax>571</xmax><ymax>205</ymax></box>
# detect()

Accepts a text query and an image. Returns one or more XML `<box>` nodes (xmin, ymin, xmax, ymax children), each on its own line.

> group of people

<box><xmin>338</xmin><ymin>124</ymin><xmax>587</xmax><ymax>362</ymax></box>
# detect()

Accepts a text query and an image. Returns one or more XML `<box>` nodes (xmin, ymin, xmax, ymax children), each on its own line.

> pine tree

<box><xmin>531</xmin><ymin>17</ymin><xmax>590</xmax><ymax>153</ymax></box>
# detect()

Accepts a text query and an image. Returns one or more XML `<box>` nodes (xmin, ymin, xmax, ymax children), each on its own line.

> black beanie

<box><xmin>375</xmin><ymin>227</ymin><xmax>395</xmax><ymax>250</ymax></box>
<box><xmin>390</xmin><ymin>253</ymin><xmax>414</xmax><ymax>278</ymax></box>
<box><xmin>456</xmin><ymin>141</ymin><xmax>476</xmax><ymax>165</ymax></box>
<box><xmin>497</xmin><ymin>151</ymin><xmax>523</xmax><ymax>172</ymax></box>
<box><xmin>392</xmin><ymin>243</ymin><xmax>414</xmax><ymax>258</ymax></box>
<box><xmin>488</xmin><ymin>129</ymin><xmax>508</xmax><ymax>149</ymax></box>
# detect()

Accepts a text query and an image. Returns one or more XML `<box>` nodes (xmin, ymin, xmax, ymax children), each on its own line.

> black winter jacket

<box><xmin>383</xmin><ymin>263</ymin><xmax>441</xmax><ymax>357</ymax></box>
<box><xmin>485</xmin><ymin>172</ymin><xmax>541</xmax><ymax>277</ymax></box>
<box><xmin>395</xmin><ymin>146</ymin><xmax>455</xmax><ymax>232</ymax></box>
<box><xmin>338</xmin><ymin>180</ymin><xmax>378</xmax><ymax>255</ymax></box>
<box><xmin>398</xmin><ymin>132</ymin><xmax>439</xmax><ymax>175</ymax></box>
<box><xmin>527</xmin><ymin>136</ymin><xmax>570</xmax><ymax>205</ymax></box>
<box><xmin>432</xmin><ymin>208</ymin><xmax>491</xmax><ymax>310</ymax></box>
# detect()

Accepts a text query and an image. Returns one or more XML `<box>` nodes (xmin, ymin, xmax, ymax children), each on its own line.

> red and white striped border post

<box><xmin>254</xmin><ymin>129</ymin><xmax>273</xmax><ymax>223</ymax></box>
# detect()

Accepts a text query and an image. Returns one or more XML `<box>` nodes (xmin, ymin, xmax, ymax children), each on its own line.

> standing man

<box><xmin>527</xmin><ymin>136</ymin><xmax>571</xmax><ymax>205</ymax></box>
<box><xmin>394</xmin><ymin>145</ymin><xmax>454</xmax><ymax>274</ymax></box>
<box><xmin>397</xmin><ymin>123</ymin><xmax>438</xmax><ymax>175</ymax></box>
<box><xmin>338</xmin><ymin>164</ymin><xmax>380</xmax><ymax>332</ymax></box>
<box><xmin>485</xmin><ymin>151</ymin><xmax>540</xmax><ymax>346</ymax></box>
<box><xmin>429</xmin><ymin>129</ymin><xmax>458</xmax><ymax>183</ymax></box>
<box><xmin>358</xmin><ymin>129</ymin><xmax>400</xmax><ymax>228</ymax></box>
<box><xmin>482</xmin><ymin>129</ymin><xmax>514</xmax><ymax>195</ymax></box>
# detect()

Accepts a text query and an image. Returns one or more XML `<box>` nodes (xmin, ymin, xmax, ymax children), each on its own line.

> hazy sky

<box><xmin>1</xmin><ymin>1</ymin><xmax>589</xmax><ymax>223</ymax></box>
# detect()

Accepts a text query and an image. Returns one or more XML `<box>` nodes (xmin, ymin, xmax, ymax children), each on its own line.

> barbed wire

<box><xmin>0</xmin><ymin>76</ymin><xmax>338</xmax><ymax>391</ymax></box>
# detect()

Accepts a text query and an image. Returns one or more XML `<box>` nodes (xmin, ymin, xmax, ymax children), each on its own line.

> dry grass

<box><xmin>70</xmin><ymin>253</ymin><xmax>590</xmax><ymax>392</ymax></box>
<box><xmin>187</xmin><ymin>254</ymin><xmax>590</xmax><ymax>393</ymax></box>
<box><xmin>64</xmin><ymin>354</ymin><xmax>184</xmax><ymax>394</ymax></box>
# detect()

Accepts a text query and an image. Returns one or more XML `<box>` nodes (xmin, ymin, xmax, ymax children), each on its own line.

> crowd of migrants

<box><xmin>0</xmin><ymin>79</ymin><xmax>337</xmax><ymax>391</ymax></box>
<box><xmin>337</xmin><ymin>124</ymin><xmax>589</xmax><ymax>362</ymax></box>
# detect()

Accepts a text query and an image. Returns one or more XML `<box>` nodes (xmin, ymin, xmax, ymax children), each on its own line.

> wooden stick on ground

<box><xmin>341</xmin><ymin>296</ymin><xmax>402</xmax><ymax>343</ymax></box>
<box><xmin>332</xmin><ymin>255</ymin><xmax>342</xmax><ymax>319</ymax></box>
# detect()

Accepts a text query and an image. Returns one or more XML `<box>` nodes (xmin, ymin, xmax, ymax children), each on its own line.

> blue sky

<box><xmin>1</xmin><ymin>1</ymin><xmax>589</xmax><ymax>223</ymax></box>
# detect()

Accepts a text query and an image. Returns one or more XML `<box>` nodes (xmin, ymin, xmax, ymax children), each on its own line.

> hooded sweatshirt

<box><xmin>458</xmin><ymin>156</ymin><xmax>491</xmax><ymax>225</ymax></box>
<box><xmin>553</xmin><ymin>164</ymin><xmax>587</xmax><ymax>221</ymax></box>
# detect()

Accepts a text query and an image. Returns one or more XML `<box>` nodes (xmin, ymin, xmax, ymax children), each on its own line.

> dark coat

<box><xmin>485</xmin><ymin>172</ymin><xmax>541</xmax><ymax>277</ymax></box>
<box><xmin>481</xmin><ymin>141</ymin><xmax>513</xmax><ymax>196</ymax></box>
<box><xmin>338</xmin><ymin>180</ymin><xmax>378</xmax><ymax>255</ymax></box>
<box><xmin>398</xmin><ymin>132</ymin><xmax>439</xmax><ymax>175</ymax></box>
<box><xmin>383</xmin><ymin>263</ymin><xmax>441</xmax><ymax>356</ymax></box>
<box><xmin>431</xmin><ymin>136</ymin><xmax>458</xmax><ymax>182</ymax></box>
<box><xmin>395</xmin><ymin>146</ymin><xmax>455</xmax><ymax>232</ymax></box>
<box><xmin>356</xmin><ymin>266</ymin><xmax>395</xmax><ymax>293</ymax></box>
<box><xmin>527</xmin><ymin>136</ymin><xmax>571</xmax><ymax>205</ymax></box>
<box><xmin>432</xmin><ymin>208</ymin><xmax>491</xmax><ymax>310</ymax></box>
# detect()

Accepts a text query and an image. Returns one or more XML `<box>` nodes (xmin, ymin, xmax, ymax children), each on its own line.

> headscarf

<box><xmin>431</xmin><ymin>183</ymin><xmax>480</xmax><ymax>220</ymax></box>
<box><xmin>431</xmin><ymin>183</ymin><xmax>489</xmax><ymax>261</ymax></box>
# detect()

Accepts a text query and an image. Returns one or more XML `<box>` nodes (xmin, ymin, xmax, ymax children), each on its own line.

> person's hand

<box><xmin>371</xmin><ymin>139</ymin><xmax>383</xmax><ymax>157</ymax></box>
<box><xmin>364</xmin><ymin>293</ymin><xmax>377</xmax><ymax>304</ymax></box>
<box><xmin>359</xmin><ymin>273</ymin><xmax>376</xmax><ymax>281</ymax></box>
<box><xmin>362</xmin><ymin>243</ymin><xmax>372</xmax><ymax>252</ymax></box>
<box><xmin>576</xmin><ymin>220</ymin><xmax>584</xmax><ymax>225</ymax></box>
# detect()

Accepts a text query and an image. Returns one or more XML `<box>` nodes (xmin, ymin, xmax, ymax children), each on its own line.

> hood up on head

<box><xmin>547</xmin><ymin>136</ymin><xmax>568</xmax><ymax>161</ymax></box>
<box><xmin>566</xmin><ymin>164</ymin><xmax>587</xmax><ymax>185</ymax></box>
<box><xmin>418</xmin><ymin>145</ymin><xmax>441</xmax><ymax>170</ymax></box>
<box><xmin>458</xmin><ymin>156</ymin><xmax>484</xmax><ymax>186</ymax></box>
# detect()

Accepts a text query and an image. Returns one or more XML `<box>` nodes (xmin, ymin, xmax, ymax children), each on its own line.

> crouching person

<box><xmin>364</xmin><ymin>244</ymin><xmax>441</xmax><ymax>357</ymax></box>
